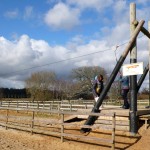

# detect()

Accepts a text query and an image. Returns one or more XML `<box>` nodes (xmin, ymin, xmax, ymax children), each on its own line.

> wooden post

<box><xmin>85</xmin><ymin>104</ymin><xmax>87</xmax><ymax>109</ymax></box>
<box><xmin>112</xmin><ymin>113</ymin><xmax>116</xmax><ymax>150</ymax></box>
<box><xmin>49</xmin><ymin>103</ymin><xmax>52</xmax><ymax>115</ymax></box>
<box><xmin>5</xmin><ymin>109</ymin><xmax>9</xmax><ymax>130</ymax></box>
<box><xmin>51</xmin><ymin>103</ymin><xmax>53</xmax><ymax>111</ymax></box>
<box><xmin>26</xmin><ymin>102</ymin><xmax>28</xmax><ymax>113</ymax></box>
<box><xmin>43</xmin><ymin>103</ymin><xmax>44</xmax><ymax>110</ymax></box>
<box><xmin>70</xmin><ymin>103</ymin><xmax>72</xmax><ymax>112</ymax></box>
<box><xmin>130</xmin><ymin>3</ymin><xmax>138</xmax><ymax>135</ymax></box>
<box><xmin>58</xmin><ymin>103</ymin><xmax>60</xmax><ymax>116</ymax></box>
<box><xmin>61</xmin><ymin>113</ymin><xmax>64</xmax><ymax>142</ymax></box>
<box><xmin>148</xmin><ymin>21</ymin><xmax>150</xmax><ymax>107</ymax></box>
<box><xmin>31</xmin><ymin>111</ymin><xmax>35</xmax><ymax>134</ymax></box>
<box><xmin>17</xmin><ymin>100</ymin><xmax>19</xmax><ymax>113</ymax></box>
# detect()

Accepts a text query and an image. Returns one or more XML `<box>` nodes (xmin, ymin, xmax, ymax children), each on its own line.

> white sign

<box><xmin>122</xmin><ymin>62</ymin><xmax>143</xmax><ymax>76</ymax></box>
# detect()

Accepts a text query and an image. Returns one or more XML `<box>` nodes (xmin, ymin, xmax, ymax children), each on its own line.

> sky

<box><xmin>0</xmin><ymin>0</ymin><xmax>150</xmax><ymax>89</ymax></box>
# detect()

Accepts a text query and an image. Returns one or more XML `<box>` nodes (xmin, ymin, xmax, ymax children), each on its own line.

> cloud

<box><xmin>0</xmin><ymin>1</ymin><xmax>149</xmax><ymax>89</ymax></box>
<box><xmin>0</xmin><ymin>34</ymin><xmax>116</xmax><ymax>88</ymax></box>
<box><xmin>101</xmin><ymin>22</ymin><xmax>130</xmax><ymax>46</ymax></box>
<box><xmin>0</xmin><ymin>78</ymin><xmax>25</xmax><ymax>88</ymax></box>
<box><xmin>137</xmin><ymin>7</ymin><xmax>150</xmax><ymax>22</ymax></box>
<box><xmin>4</xmin><ymin>9</ymin><xmax>19</xmax><ymax>19</ymax></box>
<box><xmin>67</xmin><ymin>0</ymin><xmax>113</xmax><ymax>11</ymax></box>
<box><xmin>0</xmin><ymin>35</ymin><xmax>70</xmax><ymax>85</ymax></box>
<box><xmin>23</xmin><ymin>6</ymin><xmax>34</xmax><ymax>20</ymax></box>
<box><xmin>44</xmin><ymin>3</ymin><xmax>80</xmax><ymax>30</ymax></box>
<box><xmin>0</xmin><ymin>29</ymin><xmax>149</xmax><ymax>88</ymax></box>
<box><xmin>46</xmin><ymin>0</ymin><xmax>61</xmax><ymax>4</ymax></box>
<box><xmin>137</xmin><ymin>0</ymin><xmax>150</xmax><ymax>5</ymax></box>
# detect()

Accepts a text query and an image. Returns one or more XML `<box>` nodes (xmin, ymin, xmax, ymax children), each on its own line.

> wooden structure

<box><xmin>0</xmin><ymin>107</ymin><xmax>116</xmax><ymax>150</ymax></box>
<box><xmin>80</xmin><ymin>3</ymin><xmax>150</xmax><ymax>135</ymax></box>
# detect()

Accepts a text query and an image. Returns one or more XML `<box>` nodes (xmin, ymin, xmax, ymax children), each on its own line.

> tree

<box><xmin>108</xmin><ymin>80</ymin><xmax>122</xmax><ymax>104</ymax></box>
<box><xmin>25</xmin><ymin>71</ymin><xmax>56</xmax><ymax>101</ymax></box>
<box><xmin>141</xmin><ymin>88</ymin><xmax>149</xmax><ymax>94</ymax></box>
<box><xmin>71</xmin><ymin>66</ymin><xmax>107</xmax><ymax>99</ymax></box>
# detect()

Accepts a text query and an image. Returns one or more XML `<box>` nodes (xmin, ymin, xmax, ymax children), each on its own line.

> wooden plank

<box><xmin>0</xmin><ymin>107</ymin><xmax>116</xmax><ymax>117</ymax></box>
<box><xmin>136</xmin><ymin>109</ymin><xmax>150</xmax><ymax>116</ymax></box>
<box><xmin>0</xmin><ymin>122</ymin><xmax>61</xmax><ymax>136</ymax></box>
<box><xmin>62</xmin><ymin>133</ymin><xmax>113</xmax><ymax>144</ymax></box>
<box><xmin>62</xmin><ymin>123</ymin><xmax>113</xmax><ymax>130</ymax></box>
<box><xmin>139</xmin><ymin>115</ymin><xmax>150</xmax><ymax>119</ymax></box>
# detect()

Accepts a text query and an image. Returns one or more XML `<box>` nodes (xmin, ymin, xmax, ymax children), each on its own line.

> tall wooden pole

<box><xmin>130</xmin><ymin>3</ymin><xmax>138</xmax><ymax>135</ymax></box>
<box><xmin>148</xmin><ymin>21</ymin><xmax>150</xmax><ymax>107</ymax></box>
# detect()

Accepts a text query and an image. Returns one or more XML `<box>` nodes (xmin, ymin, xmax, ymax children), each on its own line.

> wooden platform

<box><xmin>58</xmin><ymin>106</ymin><xmax>150</xmax><ymax>132</ymax></box>
<box><xmin>77</xmin><ymin>106</ymin><xmax>150</xmax><ymax>131</ymax></box>
<box><xmin>77</xmin><ymin>107</ymin><xmax>129</xmax><ymax>119</ymax></box>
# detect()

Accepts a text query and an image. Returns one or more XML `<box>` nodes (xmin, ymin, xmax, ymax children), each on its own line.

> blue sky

<box><xmin>0</xmin><ymin>0</ymin><xmax>150</xmax><ymax>88</ymax></box>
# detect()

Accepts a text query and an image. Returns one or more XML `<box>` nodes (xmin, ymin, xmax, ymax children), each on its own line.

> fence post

<box><xmin>51</xmin><ymin>103</ymin><xmax>53</xmax><ymax>111</ymax></box>
<box><xmin>26</xmin><ymin>102</ymin><xmax>28</xmax><ymax>113</ymax></box>
<box><xmin>49</xmin><ymin>103</ymin><xmax>52</xmax><ymax>114</ymax></box>
<box><xmin>37</xmin><ymin>102</ymin><xmax>39</xmax><ymax>109</ymax></box>
<box><xmin>85</xmin><ymin>104</ymin><xmax>87</xmax><ymax>109</ymax></box>
<box><xmin>5</xmin><ymin>108</ymin><xmax>9</xmax><ymax>130</ymax></box>
<box><xmin>31</xmin><ymin>111</ymin><xmax>35</xmax><ymax>135</ymax></box>
<box><xmin>17</xmin><ymin>100</ymin><xmax>19</xmax><ymax>113</ymax></box>
<box><xmin>43</xmin><ymin>103</ymin><xmax>44</xmax><ymax>110</ymax></box>
<box><xmin>61</xmin><ymin>113</ymin><xmax>64</xmax><ymax>142</ymax></box>
<box><xmin>70</xmin><ymin>104</ymin><xmax>72</xmax><ymax>112</ymax></box>
<box><xmin>112</xmin><ymin>112</ymin><xmax>116</xmax><ymax>150</ymax></box>
<box><xmin>58</xmin><ymin>103</ymin><xmax>60</xmax><ymax>116</ymax></box>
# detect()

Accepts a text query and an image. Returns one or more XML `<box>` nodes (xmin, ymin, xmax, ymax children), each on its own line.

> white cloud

<box><xmin>101</xmin><ymin>23</ymin><xmax>130</xmax><ymax>46</ymax></box>
<box><xmin>24</xmin><ymin>6</ymin><xmax>34</xmax><ymax>20</ymax></box>
<box><xmin>4</xmin><ymin>9</ymin><xmax>19</xmax><ymax>19</ymax></box>
<box><xmin>0</xmin><ymin>78</ymin><xmax>25</xmax><ymax>88</ymax></box>
<box><xmin>137</xmin><ymin>7</ymin><xmax>150</xmax><ymax>22</ymax></box>
<box><xmin>0</xmin><ymin>34</ymin><xmax>116</xmax><ymax>88</ymax></box>
<box><xmin>0</xmin><ymin>30</ymin><xmax>149</xmax><ymax>88</ymax></box>
<box><xmin>67</xmin><ymin>0</ymin><xmax>113</xmax><ymax>11</ymax></box>
<box><xmin>112</xmin><ymin>1</ymin><xmax>129</xmax><ymax>24</ymax></box>
<box><xmin>0</xmin><ymin>35</ymin><xmax>70</xmax><ymax>85</ymax></box>
<box><xmin>46</xmin><ymin>0</ymin><xmax>61</xmax><ymax>4</ymax></box>
<box><xmin>0</xmin><ymin>1</ymin><xmax>149</xmax><ymax>89</ymax></box>
<box><xmin>44</xmin><ymin>3</ymin><xmax>80</xmax><ymax>30</ymax></box>
<box><xmin>137</xmin><ymin>0</ymin><xmax>150</xmax><ymax>5</ymax></box>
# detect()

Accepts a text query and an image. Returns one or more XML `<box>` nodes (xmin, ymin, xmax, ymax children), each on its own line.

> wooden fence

<box><xmin>0</xmin><ymin>107</ymin><xmax>116</xmax><ymax>150</ymax></box>
<box><xmin>0</xmin><ymin>99</ymin><xmax>149</xmax><ymax>111</ymax></box>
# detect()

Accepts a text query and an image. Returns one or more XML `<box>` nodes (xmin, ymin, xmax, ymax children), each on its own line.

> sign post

<box><xmin>130</xmin><ymin>3</ymin><xmax>138</xmax><ymax>135</ymax></box>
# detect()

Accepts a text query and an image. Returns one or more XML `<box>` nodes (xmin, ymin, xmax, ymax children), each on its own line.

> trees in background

<box><xmin>0</xmin><ymin>88</ymin><xmax>27</xmax><ymax>99</ymax></box>
<box><xmin>25</xmin><ymin>71</ymin><xmax>78</xmax><ymax>101</ymax></box>
<box><xmin>25</xmin><ymin>71</ymin><xmax>56</xmax><ymax>101</ymax></box>
<box><xmin>0</xmin><ymin>66</ymin><xmax>149</xmax><ymax>101</ymax></box>
<box><xmin>24</xmin><ymin>66</ymin><xmax>108</xmax><ymax>101</ymax></box>
<box><xmin>138</xmin><ymin>88</ymin><xmax>149</xmax><ymax>99</ymax></box>
<box><xmin>71</xmin><ymin>66</ymin><xmax>107</xmax><ymax>99</ymax></box>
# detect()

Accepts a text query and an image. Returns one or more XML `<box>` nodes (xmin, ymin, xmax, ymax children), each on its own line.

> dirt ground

<box><xmin>0</xmin><ymin>122</ymin><xmax>150</xmax><ymax>150</ymax></box>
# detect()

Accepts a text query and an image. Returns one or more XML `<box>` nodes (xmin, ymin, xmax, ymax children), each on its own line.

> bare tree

<box><xmin>71</xmin><ymin>66</ymin><xmax>107</xmax><ymax>99</ymax></box>
<box><xmin>25</xmin><ymin>71</ymin><xmax>56</xmax><ymax>102</ymax></box>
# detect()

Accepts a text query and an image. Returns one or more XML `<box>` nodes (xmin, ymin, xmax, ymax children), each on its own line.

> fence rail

<box><xmin>0</xmin><ymin>99</ymin><xmax>149</xmax><ymax>112</ymax></box>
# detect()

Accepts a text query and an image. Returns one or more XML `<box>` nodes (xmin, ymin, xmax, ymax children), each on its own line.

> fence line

<box><xmin>0</xmin><ymin>107</ymin><xmax>116</xmax><ymax>150</ymax></box>
<box><xmin>0</xmin><ymin>99</ymin><xmax>149</xmax><ymax>111</ymax></box>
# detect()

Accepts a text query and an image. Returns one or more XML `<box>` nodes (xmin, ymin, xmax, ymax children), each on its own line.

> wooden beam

<box><xmin>133</xmin><ymin>20</ymin><xmax>150</xmax><ymax>39</ymax></box>
<box><xmin>136</xmin><ymin>109</ymin><xmax>150</xmax><ymax>116</ymax></box>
